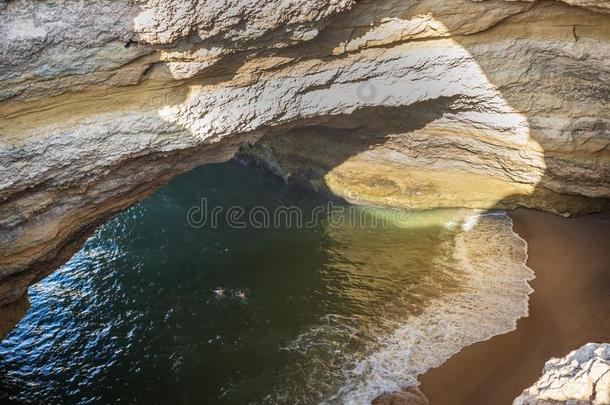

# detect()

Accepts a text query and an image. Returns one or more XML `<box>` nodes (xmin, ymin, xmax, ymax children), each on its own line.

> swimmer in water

<box><xmin>237</xmin><ymin>290</ymin><xmax>246</xmax><ymax>300</ymax></box>
<box><xmin>213</xmin><ymin>287</ymin><xmax>225</xmax><ymax>297</ymax></box>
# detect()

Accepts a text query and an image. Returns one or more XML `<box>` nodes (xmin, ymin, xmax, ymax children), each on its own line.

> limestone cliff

<box><xmin>1</xmin><ymin>0</ymin><xmax>609</xmax><ymax>310</ymax></box>
<box><xmin>514</xmin><ymin>343</ymin><xmax>610</xmax><ymax>405</ymax></box>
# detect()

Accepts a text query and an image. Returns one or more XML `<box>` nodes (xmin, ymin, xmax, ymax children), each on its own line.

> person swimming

<box><xmin>213</xmin><ymin>287</ymin><xmax>225</xmax><ymax>297</ymax></box>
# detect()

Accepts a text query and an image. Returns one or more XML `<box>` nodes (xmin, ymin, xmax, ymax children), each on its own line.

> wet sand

<box><xmin>418</xmin><ymin>208</ymin><xmax>610</xmax><ymax>404</ymax></box>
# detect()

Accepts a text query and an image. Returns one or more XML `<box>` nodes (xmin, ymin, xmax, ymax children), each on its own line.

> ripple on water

<box><xmin>0</xmin><ymin>162</ymin><xmax>533</xmax><ymax>403</ymax></box>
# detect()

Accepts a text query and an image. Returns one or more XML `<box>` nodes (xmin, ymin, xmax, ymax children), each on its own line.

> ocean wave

<box><xmin>285</xmin><ymin>211</ymin><xmax>534</xmax><ymax>404</ymax></box>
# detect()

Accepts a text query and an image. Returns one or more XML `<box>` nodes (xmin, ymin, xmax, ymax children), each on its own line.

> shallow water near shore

<box><xmin>419</xmin><ymin>208</ymin><xmax>610</xmax><ymax>405</ymax></box>
<box><xmin>0</xmin><ymin>161</ymin><xmax>533</xmax><ymax>403</ymax></box>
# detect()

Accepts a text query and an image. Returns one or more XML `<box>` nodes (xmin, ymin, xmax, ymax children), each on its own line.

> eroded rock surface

<box><xmin>514</xmin><ymin>343</ymin><xmax>610</xmax><ymax>405</ymax></box>
<box><xmin>372</xmin><ymin>387</ymin><xmax>429</xmax><ymax>405</ymax></box>
<box><xmin>1</xmin><ymin>0</ymin><xmax>609</xmax><ymax>307</ymax></box>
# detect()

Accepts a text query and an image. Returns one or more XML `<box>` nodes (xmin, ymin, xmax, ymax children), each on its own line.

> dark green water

<box><xmin>0</xmin><ymin>161</ymin><xmax>472</xmax><ymax>404</ymax></box>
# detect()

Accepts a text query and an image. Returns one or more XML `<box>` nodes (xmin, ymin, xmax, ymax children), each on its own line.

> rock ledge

<box><xmin>514</xmin><ymin>343</ymin><xmax>610</xmax><ymax>405</ymax></box>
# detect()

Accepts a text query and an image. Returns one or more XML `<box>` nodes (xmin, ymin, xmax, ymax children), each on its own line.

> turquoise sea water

<box><xmin>0</xmin><ymin>161</ymin><xmax>471</xmax><ymax>403</ymax></box>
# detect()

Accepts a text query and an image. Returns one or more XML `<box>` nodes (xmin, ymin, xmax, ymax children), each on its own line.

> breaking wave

<box><xmin>282</xmin><ymin>211</ymin><xmax>533</xmax><ymax>403</ymax></box>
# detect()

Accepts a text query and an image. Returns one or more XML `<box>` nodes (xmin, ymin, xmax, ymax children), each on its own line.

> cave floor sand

<box><xmin>418</xmin><ymin>208</ymin><xmax>610</xmax><ymax>405</ymax></box>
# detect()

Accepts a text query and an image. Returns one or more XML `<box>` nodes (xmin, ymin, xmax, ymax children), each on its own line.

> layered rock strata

<box><xmin>514</xmin><ymin>343</ymin><xmax>610</xmax><ymax>405</ymax></box>
<box><xmin>1</xmin><ymin>0</ymin><xmax>609</xmax><ymax>310</ymax></box>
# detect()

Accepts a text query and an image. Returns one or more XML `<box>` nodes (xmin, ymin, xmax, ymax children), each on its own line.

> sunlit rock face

<box><xmin>514</xmin><ymin>343</ymin><xmax>610</xmax><ymax>405</ymax></box>
<box><xmin>0</xmin><ymin>0</ymin><xmax>609</xmax><ymax>307</ymax></box>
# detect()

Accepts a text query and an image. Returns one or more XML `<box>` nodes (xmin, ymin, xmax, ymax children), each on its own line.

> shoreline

<box><xmin>417</xmin><ymin>208</ymin><xmax>610</xmax><ymax>404</ymax></box>
<box><xmin>1</xmin><ymin>207</ymin><xmax>608</xmax><ymax>402</ymax></box>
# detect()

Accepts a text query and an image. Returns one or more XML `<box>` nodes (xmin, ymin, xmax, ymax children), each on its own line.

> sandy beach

<box><xmin>418</xmin><ymin>208</ymin><xmax>610</xmax><ymax>404</ymax></box>
<box><xmin>1</xmin><ymin>207</ymin><xmax>608</xmax><ymax>403</ymax></box>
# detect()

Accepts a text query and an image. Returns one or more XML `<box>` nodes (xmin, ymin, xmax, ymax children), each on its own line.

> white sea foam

<box><xmin>323</xmin><ymin>211</ymin><xmax>534</xmax><ymax>403</ymax></box>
